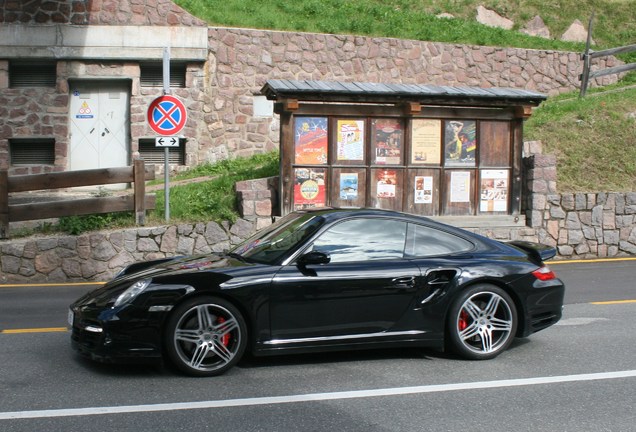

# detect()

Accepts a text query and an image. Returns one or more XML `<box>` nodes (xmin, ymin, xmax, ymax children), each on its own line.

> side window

<box><xmin>405</xmin><ymin>224</ymin><xmax>473</xmax><ymax>257</ymax></box>
<box><xmin>310</xmin><ymin>218</ymin><xmax>407</xmax><ymax>263</ymax></box>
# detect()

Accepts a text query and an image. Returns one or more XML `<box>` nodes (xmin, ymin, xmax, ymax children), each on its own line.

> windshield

<box><xmin>231</xmin><ymin>213</ymin><xmax>325</xmax><ymax>264</ymax></box>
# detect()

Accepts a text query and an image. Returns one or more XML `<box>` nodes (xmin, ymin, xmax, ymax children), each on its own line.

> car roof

<box><xmin>293</xmin><ymin>207</ymin><xmax>507</xmax><ymax>252</ymax></box>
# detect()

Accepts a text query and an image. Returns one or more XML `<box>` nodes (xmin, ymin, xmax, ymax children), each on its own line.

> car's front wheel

<box><xmin>446</xmin><ymin>284</ymin><xmax>517</xmax><ymax>360</ymax></box>
<box><xmin>164</xmin><ymin>296</ymin><xmax>247</xmax><ymax>376</ymax></box>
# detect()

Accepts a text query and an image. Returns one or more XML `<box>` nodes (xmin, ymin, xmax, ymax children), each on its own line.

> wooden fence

<box><xmin>580</xmin><ymin>14</ymin><xmax>636</xmax><ymax>97</ymax></box>
<box><xmin>0</xmin><ymin>159</ymin><xmax>155</xmax><ymax>239</ymax></box>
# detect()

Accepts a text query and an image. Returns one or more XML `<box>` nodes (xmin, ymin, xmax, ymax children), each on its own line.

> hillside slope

<box><xmin>175</xmin><ymin>0</ymin><xmax>636</xmax><ymax>192</ymax></box>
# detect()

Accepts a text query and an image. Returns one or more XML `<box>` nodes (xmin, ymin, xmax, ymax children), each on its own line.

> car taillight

<box><xmin>532</xmin><ymin>265</ymin><xmax>556</xmax><ymax>281</ymax></box>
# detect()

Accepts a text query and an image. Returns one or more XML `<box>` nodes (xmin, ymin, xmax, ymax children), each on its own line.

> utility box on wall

<box><xmin>261</xmin><ymin>80</ymin><xmax>546</xmax><ymax>222</ymax></box>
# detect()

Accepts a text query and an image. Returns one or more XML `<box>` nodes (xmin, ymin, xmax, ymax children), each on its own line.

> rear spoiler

<box><xmin>508</xmin><ymin>240</ymin><xmax>557</xmax><ymax>264</ymax></box>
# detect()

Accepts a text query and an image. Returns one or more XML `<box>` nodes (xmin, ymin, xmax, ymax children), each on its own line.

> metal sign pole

<box><xmin>163</xmin><ymin>46</ymin><xmax>171</xmax><ymax>222</ymax></box>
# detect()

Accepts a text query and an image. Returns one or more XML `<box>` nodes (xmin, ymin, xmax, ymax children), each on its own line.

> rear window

<box><xmin>405</xmin><ymin>223</ymin><xmax>473</xmax><ymax>257</ymax></box>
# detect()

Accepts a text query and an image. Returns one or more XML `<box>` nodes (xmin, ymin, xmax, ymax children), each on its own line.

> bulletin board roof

<box><xmin>261</xmin><ymin>79</ymin><xmax>547</xmax><ymax>107</ymax></box>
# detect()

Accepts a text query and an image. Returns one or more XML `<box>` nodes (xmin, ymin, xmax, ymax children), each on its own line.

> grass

<box><xmin>150</xmin><ymin>151</ymin><xmax>279</xmax><ymax>223</ymax></box>
<box><xmin>52</xmin><ymin>152</ymin><xmax>280</xmax><ymax>235</ymax></box>
<box><xmin>525</xmin><ymin>78</ymin><xmax>636</xmax><ymax>192</ymax></box>
<box><xmin>175</xmin><ymin>0</ymin><xmax>636</xmax><ymax>62</ymax></box>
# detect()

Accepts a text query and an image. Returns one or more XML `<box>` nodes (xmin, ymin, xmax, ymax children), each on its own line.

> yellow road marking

<box><xmin>0</xmin><ymin>282</ymin><xmax>105</xmax><ymax>288</ymax></box>
<box><xmin>591</xmin><ymin>299</ymin><xmax>636</xmax><ymax>305</ymax></box>
<box><xmin>0</xmin><ymin>327</ymin><xmax>68</xmax><ymax>334</ymax></box>
<box><xmin>550</xmin><ymin>257</ymin><xmax>636</xmax><ymax>265</ymax></box>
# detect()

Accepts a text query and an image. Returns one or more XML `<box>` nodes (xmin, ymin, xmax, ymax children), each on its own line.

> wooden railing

<box><xmin>0</xmin><ymin>159</ymin><xmax>155</xmax><ymax>239</ymax></box>
<box><xmin>580</xmin><ymin>14</ymin><xmax>636</xmax><ymax>97</ymax></box>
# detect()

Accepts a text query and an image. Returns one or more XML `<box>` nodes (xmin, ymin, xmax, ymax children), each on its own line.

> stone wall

<box><xmin>0</xmin><ymin>217</ymin><xmax>262</xmax><ymax>283</ymax></box>
<box><xmin>235</xmin><ymin>176</ymin><xmax>279</xmax><ymax>230</ymax></box>
<box><xmin>524</xmin><ymin>141</ymin><xmax>636</xmax><ymax>259</ymax></box>
<box><xmin>0</xmin><ymin>0</ymin><xmax>206</xmax><ymax>26</ymax></box>
<box><xmin>204</xmin><ymin>28</ymin><xmax>619</xmax><ymax>162</ymax></box>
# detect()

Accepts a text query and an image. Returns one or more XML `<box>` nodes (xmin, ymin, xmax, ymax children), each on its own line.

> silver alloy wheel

<box><xmin>172</xmin><ymin>303</ymin><xmax>242</xmax><ymax>373</ymax></box>
<box><xmin>455</xmin><ymin>291</ymin><xmax>514</xmax><ymax>355</ymax></box>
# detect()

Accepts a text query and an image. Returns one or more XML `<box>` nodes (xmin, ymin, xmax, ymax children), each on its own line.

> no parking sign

<box><xmin>147</xmin><ymin>95</ymin><xmax>187</xmax><ymax>136</ymax></box>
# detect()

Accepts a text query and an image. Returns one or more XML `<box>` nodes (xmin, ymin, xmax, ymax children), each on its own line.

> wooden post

<box><xmin>0</xmin><ymin>171</ymin><xmax>8</xmax><ymax>239</ymax></box>
<box><xmin>133</xmin><ymin>159</ymin><xmax>146</xmax><ymax>225</ymax></box>
<box><xmin>579</xmin><ymin>13</ymin><xmax>595</xmax><ymax>98</ymax></box>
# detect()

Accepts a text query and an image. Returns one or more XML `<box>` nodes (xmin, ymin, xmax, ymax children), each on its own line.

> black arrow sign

<box><xmin>155</xmin><ymin>136</ymin><xmax>179</xmax><ymax>147</ymax></box>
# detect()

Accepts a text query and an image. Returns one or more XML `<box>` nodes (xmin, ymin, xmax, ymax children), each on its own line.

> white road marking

<box><xmin>555</xmin><ymin>317</ymin><xmax>610</xmax><ymax>326</ymax></box>
<box><xmin>1</xmin><ymin>370</ymin><xmax>635</xmax><ymax>420</ymax></box>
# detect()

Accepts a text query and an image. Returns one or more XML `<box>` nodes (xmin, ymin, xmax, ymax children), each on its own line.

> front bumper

<box><xmin>69</xmin><ymin>304</ymin><xmax>164</xmax><ymax>363</ymax></box>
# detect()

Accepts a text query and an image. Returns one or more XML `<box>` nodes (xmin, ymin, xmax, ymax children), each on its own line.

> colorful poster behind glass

<box><xmin>444</xmin><ymin>120</ymin><xmax>476</xmax><ymax>166</ymax></box>
<box><xmin>376</xmin><ymin>170</ymin><xmax>397</xmax><ymax>198</ymax></box>
<box><xmin>480</xmin><ymin>170</ymin><xmax>508</xmax><ymax>212</ymax></box>
<box><xmin>294</xmin><ymin>167</ymin><xmax>327</xmax><ymax>210</ymax></box>
<box><xmin>372</xmin><ymin>119</ymin><xmax>402</xmax><ymax>165</ymax></box>
<box><xmin>411</xmin><ymin>119</ymin><xmax>441</xmax><ymax>164</ymax></box>
<box><xmin>339</xmin><ymin>173</ymin><xmax>359</xmax><ymax>200</ymax></box>
<box><xmin>414</xmin><ymin>175</ymin><xmax>433</xmax><ymax>204</ymax></box>
<box><xmin>336</xmin><ymin>119</ymin><xmax>365</xmax><ymax>161</ymax></box>
<box><xmin>294</xmin><ymin>117</ymin><xmax>328</xmax><ymax>165</ymax></box>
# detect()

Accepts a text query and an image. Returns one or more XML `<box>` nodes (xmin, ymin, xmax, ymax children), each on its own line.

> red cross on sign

<box><xmin>147</xmin><ymin>95</ymin><xmax>188</xmax><ymax>136</ymax></box>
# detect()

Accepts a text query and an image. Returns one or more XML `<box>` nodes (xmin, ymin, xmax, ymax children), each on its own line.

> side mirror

<box><xmin>297</xmin><ymin>251</ymin><xmax>331</xmax><ymax>267</ymax></box>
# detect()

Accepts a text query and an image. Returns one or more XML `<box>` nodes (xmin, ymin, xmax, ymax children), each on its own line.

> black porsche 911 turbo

<box><xmin>69</xmin><ymin>208</ymin><xmax>565</xmax><ymax>376</ymax></box>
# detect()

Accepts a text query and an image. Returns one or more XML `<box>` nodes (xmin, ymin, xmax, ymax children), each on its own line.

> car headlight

<box><xmin>114</xmin><ymin>279</ymin><xmax>151</xmax><ymax>307</ymax></box>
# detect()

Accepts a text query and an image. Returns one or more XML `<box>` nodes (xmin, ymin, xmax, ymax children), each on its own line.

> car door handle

<box><xmin>391</xmin><ymin>276</ymin><xmax>416</xmax><ymax>289</ymax></box>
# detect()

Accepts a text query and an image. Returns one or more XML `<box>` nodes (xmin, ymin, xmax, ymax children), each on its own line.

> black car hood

<box><xmin>113</xmin><ymin>253</ymin><xmax>262</xmax><ymax>283</ymax></box>
<box><xmin>75</xmin><ymin>254</ymin><xmax>257</xmax><ymax>307</ymax></box>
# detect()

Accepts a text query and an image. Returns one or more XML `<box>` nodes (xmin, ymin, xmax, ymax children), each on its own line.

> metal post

<box><xmin>163</xmin><ymin>46</ymin><xmax>171</xmax><ymax>222</ymax></box>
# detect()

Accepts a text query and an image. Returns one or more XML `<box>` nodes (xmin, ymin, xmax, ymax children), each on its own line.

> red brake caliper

<box><xmin>217</xmin><ymin>316</ymin><xmax>231</xmax><ymax>346</ymax></box>
<box><xmin>458</xmin><ymin>310</ymin><xmax>469</xmax><ymax>331</ymax></box>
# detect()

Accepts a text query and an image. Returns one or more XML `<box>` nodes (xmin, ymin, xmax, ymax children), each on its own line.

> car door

<box><xmin>269</xmin><ymin>217</ymin><xmax>423</xmax><ymax>341</ymax></box>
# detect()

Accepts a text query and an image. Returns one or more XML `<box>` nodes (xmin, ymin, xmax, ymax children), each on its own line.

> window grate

<box><xmin>140</xmin><ymin>63</ymin><xmax>187</xmax><ymax>88</ymax></box>
<box><xmin>138</xmin><ymin>139</ymin><xmax>185</xmax><ymax>165</ymax></box>
<box><xmin>10</xmin><ymin>138</ymin><xmax>56</xmax><ymax>165</ymax></box>
<box><xmin>9</xmin><ymin>62</ymin><xmax>57</xmax><ymax>88</ymax></box>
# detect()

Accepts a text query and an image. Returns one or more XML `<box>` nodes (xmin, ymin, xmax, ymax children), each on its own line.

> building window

<box><xmin>140</xmin><ymin>62</ymin><xmax>187</xmax><ymax>88</ymax></box>
<box><xmin>10</xmin><ymin>138</ymin><xmax>56</xmax><ymax>165</ymax></box>
<box><xmin>138</xmin><ymin>138</ymin><xmax>186</xmax><ymax>165</ymax></box>
<box><xmin>9</xmin><ymin>61</ymin><xmax>56</xmax><ymax>88</ymax></box>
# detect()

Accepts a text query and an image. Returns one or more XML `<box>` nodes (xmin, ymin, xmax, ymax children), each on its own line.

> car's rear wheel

<box><xmin>446</xmin><ymin>284</ymin><xmax>517</xmax><ymax>360</ymax></box>
<box><xmin>164</xmin><ymin>296</ymin><xmax>247</xmax><ymax>376</ymax></box>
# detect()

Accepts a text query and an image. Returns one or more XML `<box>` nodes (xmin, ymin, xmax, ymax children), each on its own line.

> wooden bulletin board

<box><xmin>277</xmin><ymin>102</ymin><xmax>527</xmax><ymax>218</ymax></box>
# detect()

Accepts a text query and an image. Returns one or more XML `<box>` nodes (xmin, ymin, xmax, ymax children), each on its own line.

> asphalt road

<box><xmin>0</xmin><ymin>259</ymin><xmax>635</xmax><ymax>431</ymax></box>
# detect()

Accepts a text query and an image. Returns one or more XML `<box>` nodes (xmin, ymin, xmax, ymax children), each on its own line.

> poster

<box><xmin>377</xmin><ymin>170</ymin><xmax>397</xmax><ymax>198</ymax></box>
<box><xmin>294</xmin><ymin>117</ymin><xmax>328</xmax><ymax>165</ymax></box>
<box><xmin>336</xmin><ymin>119</ymin><xmax>365</xmax><ymax>161</ymax></box>
<box><xmin>293</xmin><ymin>168</ymin><xmax>327</xmax><ymax>210</ymax></box>
<box><xmin>444</xmin><ymin>120</ymin><xmax>476</xmax><ymax>166</ymax></box>
<box><xmin>411</xmin><ymin>119</ymin><xmax>441</xmax><ymax>164</ymax></box>
<box><xmin>414</xmin><ymin>176</ymin><xmax>433</xmax><ymax>204</ymax></box>
<box><xmin>339</xmin><ymin>173</ymin><xmax>359</xmax><ymax>200</ymax></box>
<box><xmin>480</xmin><ymin>170</ymin><xmax>509</xmax><ymax>212</ymax></box>
<box><xmin>372</xmin><ymin>119</ymin><xmax>402</xmax><ymax>165</ymax></box>
<box><xmin>450</xmin><ymin>171</ymin><xmax>470</xmax><ymax>203</ymax></box>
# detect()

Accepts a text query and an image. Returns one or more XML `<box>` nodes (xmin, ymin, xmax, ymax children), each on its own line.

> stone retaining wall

<box><xmin>524</xmin><ymin>141</ymin><xmax>636</xmax><ymax>259</ymax></box>
<box><xmin>0</xmin><ymin>217</ymin><xmax>264</xmax><ymax>284</ymax></box>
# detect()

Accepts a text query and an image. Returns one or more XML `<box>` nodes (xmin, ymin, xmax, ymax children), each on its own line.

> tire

<box><xmin>446</xmin><ymin>284</ymin><xmax>517</xmax><ymax>360</ymax></box>
<box><xmin>164</xmin><ymin>296</ymin><xmax>247</xmax><ymax>377</ymax></box>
